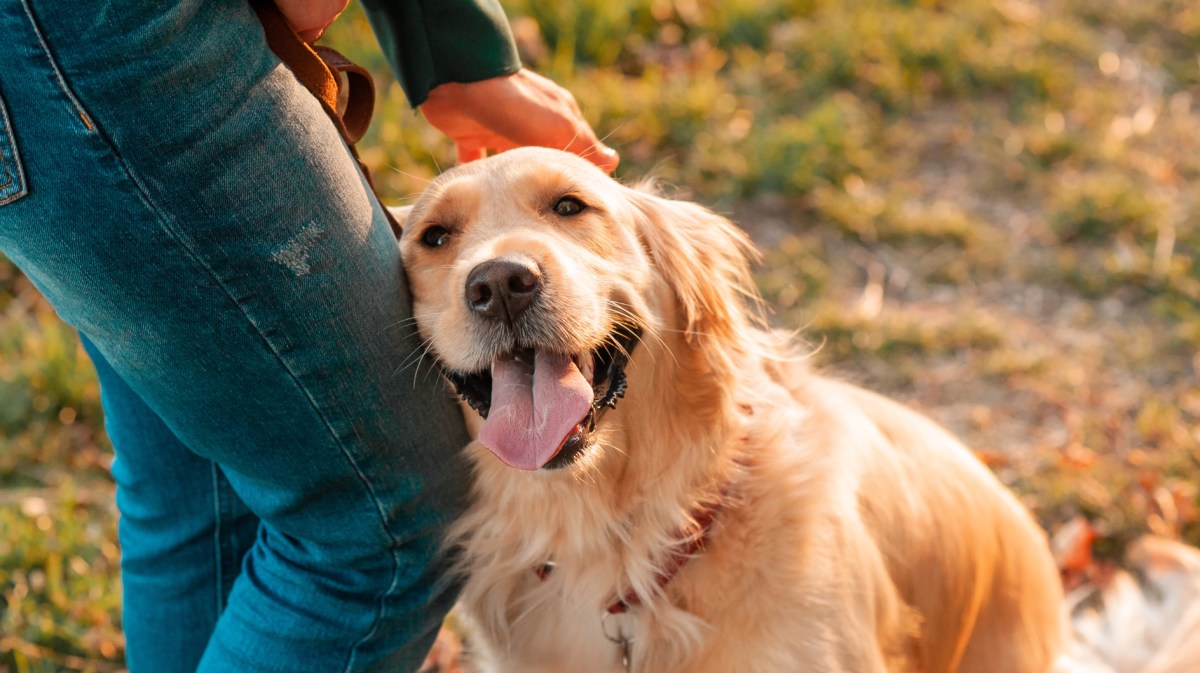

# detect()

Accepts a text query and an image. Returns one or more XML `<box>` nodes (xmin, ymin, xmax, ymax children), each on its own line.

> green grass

<box><xmin>1</xmin><ymin>270</ymin><xmax>116</xmax><ymax>672</ymax></box>
<box><xmin>4</xmin><ymin>0</ymin><xmax>1200</xmax><ymax>669</ymax></box>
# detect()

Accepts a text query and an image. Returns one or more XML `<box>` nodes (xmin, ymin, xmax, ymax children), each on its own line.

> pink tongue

<box><xmin>478</xmin><ymin>352</ymin><xmax>593</xmax><ymax>470</ymax></box>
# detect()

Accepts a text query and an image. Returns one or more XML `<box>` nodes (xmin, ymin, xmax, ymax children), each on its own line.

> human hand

<box><xmin>419</xmin><ymin>69</ymin><xmax>620</xmax><ymax>174</ymax></box>
<box><xmin>275</xmin><ymin>0</ymin><xmax>349</xmax><ymax>42</ymax></box>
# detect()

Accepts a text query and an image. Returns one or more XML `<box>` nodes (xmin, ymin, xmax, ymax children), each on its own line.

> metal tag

<box><xmin>601</xmin><ymin>610</ymin><xmax>636</xmax><ymax>672</ymax></box>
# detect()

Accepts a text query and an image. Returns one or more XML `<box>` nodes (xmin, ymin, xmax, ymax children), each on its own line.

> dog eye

<box><xmin>553</xmin><ymin>196</ymin><xmax>587</xmax><ymax>217</ymax></box>
<box><xmin>420</xmin><ymin>225</ymin><xmax>452</xmax><ymax>248</ymax></box>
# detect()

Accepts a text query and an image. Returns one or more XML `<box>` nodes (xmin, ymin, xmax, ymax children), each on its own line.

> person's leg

<box><xmin>82</xmin><ymin>335</ymin><xmax>261</xmax><ymax>673</ymax></box>
<box><xmin>0</xmin><ymin>1</ymin><xmax>471</xmax><ymax>671</ymax></box>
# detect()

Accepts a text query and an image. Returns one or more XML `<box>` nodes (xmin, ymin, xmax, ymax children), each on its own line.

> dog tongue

<box><xmin>478</xmin><ymin>351</ymin><xmax>593</xmax><ymax>470</ymax></box>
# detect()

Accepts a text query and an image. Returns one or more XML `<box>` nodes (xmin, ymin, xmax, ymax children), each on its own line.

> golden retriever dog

<box><xmin>393</xmin><ymin>147</ymin><xmax>1063</xmax><ymax>673</ymax></box>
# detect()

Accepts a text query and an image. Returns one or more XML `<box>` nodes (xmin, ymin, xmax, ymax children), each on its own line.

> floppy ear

<box><xmin>627</xmin><ymin>187</ymin><xmax>761</xmax><ymax>345</ymax></box>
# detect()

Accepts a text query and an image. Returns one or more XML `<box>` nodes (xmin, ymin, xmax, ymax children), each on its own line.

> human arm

<box><xmin>277</xmin><ymin>0</ymin><xmax>618</xmax><ymax>172</ymax></box>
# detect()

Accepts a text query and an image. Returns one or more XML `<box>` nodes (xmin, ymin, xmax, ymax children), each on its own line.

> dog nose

<box><xmin>465</xmin><ymin>259</ymin><xmax>543</xmax><ymax>323</ymax></box>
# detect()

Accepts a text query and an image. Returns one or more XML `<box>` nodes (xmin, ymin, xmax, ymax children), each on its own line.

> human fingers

<box><xmin>423</xmin><ymin>71</ymin><xmax>620</xmax><ymax>173</ymax></box>
<box><xmin>487</xmin><ymin>70</ymin><xmax>620</xmax><ymax>173</ymax></box>
<box><xmin>274</xmin><ymin>0</ymin><xmax>350</xmax><ymax>42</ymax></box>
<box><xmin>455</xmin><ymin>142</ymin><xmax>487</xmax><ymax>164</ymax></box>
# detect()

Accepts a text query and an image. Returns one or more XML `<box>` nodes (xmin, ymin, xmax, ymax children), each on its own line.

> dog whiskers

<box><xmin>574</xmin><ymin>121</ymin><xmax>629</xmax><ymax>163</ymax></box>
<box><xmin>411</xmin><ymin>339</ymin><xmax>444</xmax><ymax>389</ymax></box>
<box><xmin>376</xmin><ymin>308</ymin><xmax>449</xmax><ymax>353</ymax></box>
<box><xmin>419</xmin><ymin>135</ymin><xmax>443</xmax><ymax>174</ymax></box>
<box><xmin>385</xmin><ymin>164</ymin><xmax>433</xmax><ymax>185</ymax></box>
<box><xmin>608</xmin><ymin>301</ymin><xmax>676</xmax><ymax>369</ymax></box>
<box><xmin>596</xmin><ymin>121</ymin><xmax>628</xmax><ymax>147</ymax></box>
<box><xmin>391</xmin><ymin>334</ymin><xmax>438</xmax><ymax>385</ymax></box>
<box><xmin>559</xmin><ymin>128</ymin><xmax>582</xmax><ymax>156</ymax></box>
<box><xmin>377</xmin><ymin>314</ymin><xmax>427</xmax><ymax>335</ymax></box>
<box><xmin>569</xmin><ymin>456</ymin><xmax>602</xmax><ymax>488</ymax></box>
<box><xmin>389</xmin><ymin>335</ymin><xmax>429</xmax><ymax>377</ymax></box>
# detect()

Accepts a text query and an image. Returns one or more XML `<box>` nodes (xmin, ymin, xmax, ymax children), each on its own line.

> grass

<box><xmin>3</xmin><ymin>0</ymin><xmax>1199</xmax><ymax>669</ymax></box>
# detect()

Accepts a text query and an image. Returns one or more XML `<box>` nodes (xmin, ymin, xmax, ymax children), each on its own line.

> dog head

<box><xmin>397</xmin><ymin>147</ymin><xmax>757</xmax><ymax>473</ymax></box>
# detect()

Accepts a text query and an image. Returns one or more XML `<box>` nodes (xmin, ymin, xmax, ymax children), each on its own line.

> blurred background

<box><xmin>2</xmin><ymin>0</ymin><xmax>1198</xmax><ymax>670</ymax></box>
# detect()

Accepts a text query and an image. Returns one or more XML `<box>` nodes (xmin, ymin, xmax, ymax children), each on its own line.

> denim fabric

<box><xmin>83</xmin><ymin>335</ymin><xmax>263</xmax><ymax>671</ymax></box>
<box><xmin>0</xmin><ymin>1</ymin><xmax>472</xmax><ymax>671</ymax></box>
<box><xmin>0</xmin><ymin>86</ymin><xmax>27</xmax><ymax>205</ymax></box>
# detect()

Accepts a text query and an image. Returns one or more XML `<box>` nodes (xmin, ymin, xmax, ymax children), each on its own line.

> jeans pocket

<box><xmin>0</xmin><ymin>90</ymin><xmax>29</xmax><ymax>206</ymax></box>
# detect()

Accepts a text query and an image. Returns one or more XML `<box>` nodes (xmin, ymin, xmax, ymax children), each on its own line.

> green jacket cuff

<box><xmin>360</xmin><ymin>0</ymin><xmax>522</xmax><ymax>108</ymax></box>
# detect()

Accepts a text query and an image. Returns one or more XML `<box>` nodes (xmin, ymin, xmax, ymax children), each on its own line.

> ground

<box><xmin>2</xmin><ymin>0</ymin><xmax>1197</xmax><ymax>670</ymax></box>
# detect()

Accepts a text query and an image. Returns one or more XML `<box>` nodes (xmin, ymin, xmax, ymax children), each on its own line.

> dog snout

<box><xmin>465</xmin><ymin>258</ymin><xmax>543</xmax><ymax>323</ymax></box>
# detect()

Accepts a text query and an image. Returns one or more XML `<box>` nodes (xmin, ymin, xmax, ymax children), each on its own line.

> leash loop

<box><xmin>601</xmin><ymin>610</ymin><xmax>635</xmax><ymax>672</ymax></box>
<box><xmin>249</xmin><ymin>0</ymin><xmax>402</xmax><ymax>237</ymax></box>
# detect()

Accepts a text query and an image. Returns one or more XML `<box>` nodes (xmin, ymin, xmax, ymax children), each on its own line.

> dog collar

<box><xmin>605</xmin><ymin>493</ymin><xmax>727</xmax><ymax>614</ymax></box>
<box><xmin>536</xmin><ymin>452</ymin><xmax>748</xmax><ymax>673</ymax></box>
<box><xmin>533</xmin><ymin>459</ymin><xmax>744</xmax><ymax>614</ymax></box>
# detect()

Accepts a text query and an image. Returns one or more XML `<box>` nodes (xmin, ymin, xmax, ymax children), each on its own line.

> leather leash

<box><xmin>250</xmin><ymin>0</ymin><xmax>404</xmax><ymax>238</ymax></box>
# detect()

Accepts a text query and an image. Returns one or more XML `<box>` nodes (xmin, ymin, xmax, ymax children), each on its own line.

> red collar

<box><xmin>533</xmin><ymin>467</ymin><xmax>740</xmax><ymax>615</ymax></box>
<box><xmin>605</xmin><ymin>494</ymin><xmax>727</xmax><ymax>614</ymax></box>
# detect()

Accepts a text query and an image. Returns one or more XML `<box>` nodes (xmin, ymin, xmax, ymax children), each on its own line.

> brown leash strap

<box><xmin>311</xmin><ymin>46</ymin><xmax>377</xmax><ymax>145</ymax></box>
<box><xmin>250</xmin><ymin>0</ymin><xmax>403</xmax><ymax>237</ymax></box>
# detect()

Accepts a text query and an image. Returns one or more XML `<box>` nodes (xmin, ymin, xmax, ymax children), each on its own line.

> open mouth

<box><xmin>443</xmin><ymin>325</ymin><xmax>641</xmax><ymax>471</ymax></box>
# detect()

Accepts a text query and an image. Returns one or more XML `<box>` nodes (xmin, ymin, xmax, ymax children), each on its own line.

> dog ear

<box><xmin>627</xmin><ymin>187</ymin><xmax>760</xmax><ymax>345</ymax></box>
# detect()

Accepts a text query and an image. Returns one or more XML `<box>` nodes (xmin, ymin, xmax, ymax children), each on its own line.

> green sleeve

<box><xmin>359</xmin><ymin>0</ymin><xmax>522</xmax><ymax>107</ymax></box>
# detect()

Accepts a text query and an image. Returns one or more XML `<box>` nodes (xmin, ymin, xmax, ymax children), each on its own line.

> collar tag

<box><xmin>601</xmin><ymin>610</ymin><xmax>635</xmax><ymax>672</ymax></box>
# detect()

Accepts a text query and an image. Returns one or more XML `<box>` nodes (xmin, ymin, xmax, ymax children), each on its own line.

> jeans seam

<box><xmin>343</xmin><ymin>546</ymin><xmax>404</xmax><ymax>673</ymax></box>
<box><xmin>65</xmin><ymin>72</ymin><xmax>403</xmax><ymax>668</ymax></box>
<box><xmin>17</xmin><ymin>0</ymin><xmax>96</xmax><ymax>133</ymax></box>
<box><xmin>211</xmin><ymin>463</ymin><xmax>225</xmax><ymax>618</ymax></box>
<box><xmin>0</xmin><ymin>93</ymin><xmax>27</xmax><ymax>203</ymax></box>
<box><xmin>0</xmin><ymin>107</ymin><xmax>13</xmax><ymax>189</ymax></box>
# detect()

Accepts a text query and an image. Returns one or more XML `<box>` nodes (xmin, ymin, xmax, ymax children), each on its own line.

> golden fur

<box><xmin>395</xmin><ymin>147</ymin><xmax>1064</xmax><ymax>673</ymax></box>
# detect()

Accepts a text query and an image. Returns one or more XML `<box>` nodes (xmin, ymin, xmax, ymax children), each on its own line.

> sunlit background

<box><xmin>2</xmin><ymin>0</ymin><xmax>1198</xmax><ymax>669</ymax></box>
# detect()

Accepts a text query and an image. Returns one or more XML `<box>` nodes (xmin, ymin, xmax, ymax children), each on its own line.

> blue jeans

<box><xmin>0</xmin><ymin>1</ymin><xmax>471</xmax><ymax>671</ymax></box>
